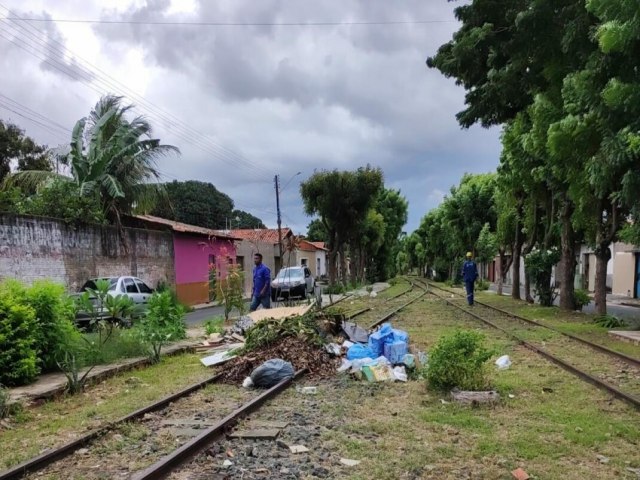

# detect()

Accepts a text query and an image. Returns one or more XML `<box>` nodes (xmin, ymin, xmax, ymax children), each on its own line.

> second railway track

<box><xmin>420</xmin><ymin>279</ymin><xmax>640</xmax><ymax>409</ymax></box>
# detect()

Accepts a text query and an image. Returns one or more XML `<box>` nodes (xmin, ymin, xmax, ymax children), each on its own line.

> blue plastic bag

<box><xmin>384</xmin><ymin>341</ymin><xmax>409</xmax><ymax>364</ymax></box>
<box><xmin>391</xmin><ymin>329</ymin><xmax>409</xmax><ymax>344</ymax></box>
<box><xmin>347</xmin><ymin>344</ymin><xmax>375</xmax><ymax>360</ymax></box>
<box><xmin>368</xmin><ymin>323</ymin><xmax>394</xmax><ymax>357</ymax></box>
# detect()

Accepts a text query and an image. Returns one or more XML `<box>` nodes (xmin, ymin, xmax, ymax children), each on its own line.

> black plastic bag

<box><xmin>250</xmin><ymin>359</ymin><xmax>295</xmax><ymax>388</ymax></box>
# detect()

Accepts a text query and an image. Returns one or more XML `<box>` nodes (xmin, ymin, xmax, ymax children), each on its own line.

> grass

<box><xmin>81</xmin><ymin>328</ymin><xmax>148</xmax><ymax>365</ymax></box>
<box><xmin>313</xmin><ymin>295</ymin><xmax>640</xmax><ymax>479</ymax></box>
<box><xmin>0</xmin><ymin>353</ymin><xmax>213</xmax><ymax>469</ymax></box>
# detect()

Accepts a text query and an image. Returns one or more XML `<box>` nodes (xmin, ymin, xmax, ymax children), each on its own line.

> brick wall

<box><xmin>0</xmin><ymin>214</ymin><xmax>175</xmax><ymax>291</ymax></box>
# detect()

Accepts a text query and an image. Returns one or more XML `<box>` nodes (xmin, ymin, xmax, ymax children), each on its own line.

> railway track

<box><xmin>419</xmin><ymin>279</ymin><xmax>640</xmax><ymax>409</ymax></box>
<box><xmin>2</xmin><ymin>281</ymin><xmax>424</xmax><ymax>480</ymax></box>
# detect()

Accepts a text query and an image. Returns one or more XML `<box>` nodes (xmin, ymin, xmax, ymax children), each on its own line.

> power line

<box><xmin>0</xmin><ymin>101</ymin><xmax>70</xmax><ymax>142</ymax></box>
<box><xmin>0</xmin><ymin>6</ymin><xmax>273</xmax><ymax>183</ymax></box>
<box><xmin>0</xmin><ymin>17</ymin><xmax>455</xmax><ymax>27</ymax></box>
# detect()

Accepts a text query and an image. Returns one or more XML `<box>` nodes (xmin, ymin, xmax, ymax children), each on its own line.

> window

<box><xmin>236</xmin><ymin>256</ymin><xmax>244</xmax><ymax>270</ymax></box>
<box><xmin>301</xmin><ymin>258</ymin><xmax>308</xmax><ymax>266</ymax></box>
<box><xmin>124</xmin><ymin>278</ymin><xmax>139</xmax><ymax>294</ymax></box>
<box><xmin>135</xmin><ymin>279</ymin><xmax>153</xmax><ymax>294</ymax></box>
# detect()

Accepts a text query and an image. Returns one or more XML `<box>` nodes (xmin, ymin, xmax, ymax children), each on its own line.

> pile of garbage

<box><xmin>336</xmin><ymin>322</ymin><xmax>426</xmax><ymax>383</ymax></box>
<box><xmin>219</xmin><ymin>335</ymin><xmax>337</xmax><ymax>384</ymax></box>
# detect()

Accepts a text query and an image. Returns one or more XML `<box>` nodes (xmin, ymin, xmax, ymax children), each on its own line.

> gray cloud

<box><xmin>0</xmin><ymin>0</ymin><xmax>501</xmax><ymax>235</ymax></box>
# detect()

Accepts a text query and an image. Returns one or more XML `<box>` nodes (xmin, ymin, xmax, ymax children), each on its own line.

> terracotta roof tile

<box><xmin>229</xmin><ymin>228</ymin><xmax>292</xmax><ymax>244</ymax></box>
<box><xmin>134</xmin><ymin>215</ymin><xmax>241</xmax><ymax>240</ymax></box>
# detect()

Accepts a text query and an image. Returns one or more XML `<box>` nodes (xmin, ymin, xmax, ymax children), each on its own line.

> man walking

<box><xmin>461</xmin><ymin>251</ymin><xmax>479</xmax><ymax>306</ymax></box>
<box><xmin>251</xmin><ymin>253</ymin><xmax>271</xmax><ymax>311</ymax></box>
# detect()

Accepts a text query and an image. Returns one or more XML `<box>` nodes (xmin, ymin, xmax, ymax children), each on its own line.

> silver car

<box><xmin>271</xmin><ymin>267</ymin><xmax>315</xmax><ymax>301</ymax></box>
<box><xmin>74</xmin><ymin>276</ymin><xmax>154</xmax><ymax>324</ymax></box>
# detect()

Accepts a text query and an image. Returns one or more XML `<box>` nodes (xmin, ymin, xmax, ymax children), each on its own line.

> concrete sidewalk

<box><xmin>8</xmin><ymin>327</ymin><xmax>206</xmax><ymax>404</ymax></box>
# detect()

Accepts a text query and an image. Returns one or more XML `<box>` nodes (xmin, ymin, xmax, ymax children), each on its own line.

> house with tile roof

<box><xmin>130</xmin><ymin>215</ymin><xmax>240</xmax><ymax>305</ymax></box>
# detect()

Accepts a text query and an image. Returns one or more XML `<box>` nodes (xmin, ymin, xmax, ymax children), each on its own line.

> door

<box><xmin>123</xmin><ymin>277</ymin><xmax>142</xmax><ymax>303</ymax></box>
<box><xmin>583</xmin><ymin>254</ymin><xmax>590</xmax><ymax>290</ymax></box>
<box><xmin>134</xmin><ymin>278</ymin><xmax>153</xmax><ymax>304</ymax></box>
<box><xmin>635</xmin><ymin>253</ymin><xmax>640</xmax><ymax>299</ymax></box>
<box><xmin>317</xmin><ymin>257</ymin><xmax>321</xmax><ymax>277</ymax></box>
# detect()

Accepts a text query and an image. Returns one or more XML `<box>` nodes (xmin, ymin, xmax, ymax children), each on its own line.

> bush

<box><xmin>23</xmin><ymin>281</ymin><xmax>80</xmax><ymax>371</ymax></box>
<box><xmin>216</xmin><ymin>266</ymin><xmax>246</xmax><ymax>320</ymax></box>
<box><xmin>0</xmin><ymin>293</ymin><xmax>38</xmax><ymax>386</ymax></box>
<box><xmin>132</xmin><ymin>291</ymin><xmax>186</xmax><ymax>363</ymax></box>
<box><xmin>525</xmin><ymin>247</ymin><xmax>560</xmax><ymax>307</ymax></box>
<box><xmin>426</xmin><ymin>330</ymin><xmax>494</xmax><ymax>392</ymax></box>
<box><xmin>574</xmin><ymin>289</ymin><xmax>591</xmax><ymax>311</ymax></box>
<box><xmin>0</xmin><ymin>385</ymin><xmax>10</xmax><ymax>418</ymax></box>
<box><xmin>476</xmin><ymin>280</ymin><xmax>490</xmax><ymax>291</ymax></box>
<box><xmin>325</xmin><ymin>282</ymin><xmax>347</xmax><ymax>295</ymax></box>
<box><xmin>203</xmin><ymin>316</ymin><xmax>224</xmax><ymax>336</ymax></box>
<box><xmin>593</xmin><ymin>314</ymin><xmax>624</xmax><ymax>329</ymax></box>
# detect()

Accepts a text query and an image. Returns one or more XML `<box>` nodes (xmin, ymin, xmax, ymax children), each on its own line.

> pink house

<box><xmin>133</xmin><ymin>215</ymin><xmax>240</xmax><ymax>305</ymax></box>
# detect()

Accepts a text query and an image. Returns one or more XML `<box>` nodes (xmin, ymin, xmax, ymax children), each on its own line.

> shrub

<box><xmin>23</xmin><ymin>281</ymin><xmax>81</xmax><ymax>371</ymax></box>
<box><xmin>203</xmin><ymin>316</ymin><xmax>224</xmax><ymax>336</ymax></box>
<box><xmin>476</xmin><ymin>280</ymin><xmax>490</xmax><ymax>291</ymax></box>
<box><xmin>132</xmin><ymin>291</ymin><xmax>186</xmax><ymax>363</ymax></box>
<box><xmin>0</xmin><ymin>293</ymin><xmax>38</xmax><ymax>386</ymax></box>
<box><xmin>216</xmin><ymin>266</ymin><xmax>246</xmax><ymax>320</ymax></box>
<box><xmin>573</xmin><ymin>289</ymin><xmax>591</xmax><ymax>311</ymax></box>
<box><xmin>325</xmin><ymin>282</ymin><xmax>346</xmax><ymax>295</ymax></box>
<box><xmin>426</xmin><ymin>330</ymin><xmax>494</xmax><ymax>392</ymax></box>
<box><xmin>0</xmin><ymin>385</ymin><xmax>10</xmax><ymax>418</ymax></box>
<box><xmin>525</xmin><ymin>247</ymin><xmax>560</xmax><ymax>307</ymax></box>
<box><xmin>593</xmin><ymin>314</ymin><xmax>624</xmax><ymax>329</ymax></box>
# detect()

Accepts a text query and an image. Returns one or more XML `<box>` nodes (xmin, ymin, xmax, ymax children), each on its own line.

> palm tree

<box><xmin>5</xmin><ymin>95</ymin><xmax>179</xmax><ymax>225</ymax></box>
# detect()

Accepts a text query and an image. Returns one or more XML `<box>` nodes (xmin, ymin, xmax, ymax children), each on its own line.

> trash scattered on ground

<box><xmin>508</xmin><ymin>394</ymin><xmax>515</xmax><ymax>399</ymax></box>
<box><xmin>232</xmin><ymin>316</ymin><xmax>255</xmax><ymax>336</ymax></box>
<box><xmin>511</xmin><ymin>467</ymin><xmax>530</xmax><ymax>480</ymax></box>
<box><xmin>324</xmin><ymin>343</ymin><xmax>341</xmax><ymax>356</ymax></box>
<box><xmin>289</xmin><ymin>445</ymin><xmax>309</xmax><ymax>454</ymax></box>
<box><xmin>219</xmin><ymin>335</ymin><xmax>337</xmax><ymax>384</ymax></box>
<box><xmin>342</xmin><ymin>340</ymin><xmax>354</xmax><ymax>349</ymax></box>
<box><xmin>347</xmin><ymin>344</ymin><xmax>375</xmax><ymax>360</ymax></box>
<box><xmin>249</xmin><ymin>359</ymin><xmax>295</xmax><ymax>388</ymax></box>
<box><xmin>341</xmin><ymin>321</ymin><xmax>369</xmax><ymax>343</ymax></box>
<box><xmin>200</xmin><ymin>350</ymin><xmax>237</xmax><ymax>367</ymax></box>
<box><xmin>451</xmin><ymin>389</ymin><xmax>500</xmax><ymax>405</ymax></box>
<box><xmin>340</xmin><ymin>458</ymin><xmax>361</xmax><ymax>467</ymax></box>
<box><xmin>296</xmin><ymin>386</ymin><xmax>318</xmax><ymax>395</ymax></box>
<box><xmin>596</xmin><ymin>455</ymin><xmax>610</xmax><ymax>464</ymax></box>
<box><xmin>496</xmin><ymin>355</ymin><xmax>512</xmax><ymax>370</ymax></box>
<box><xmin>393</xmin><ymin>366</ymin><xmax>408</xmax><ymax>382</ymax></box>
<box><xmin>223</xmin><ymin>460</ymin><xmax>233</xmax><ymax>468</ymax></box>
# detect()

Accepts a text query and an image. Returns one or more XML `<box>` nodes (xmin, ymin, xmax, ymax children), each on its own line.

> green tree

<box><xmin>6</xmin><ymin>96</ymin><xmax>178</xmax><ymax>227</ymax></box>
<box><xmin>372</xmin><ymin>188</ymin><xmax>409</xmax><ymax>280</ymax></box>
<box><xmin>475</xmin><ymin>223</ymin><xmax>497</xmax><ymax>280</ymax></box>
<box><xmin>232</xmin><ymin>209</ymin><xmax>265</xmax><ymax>229</ymax></box>
<box><xmin>0</xmin><ymin>120</ymin><xmax>50</xmax><ymax>183</ymax></box>
<box><xmin>300</xmin><ymin>166</ymin><xmax>383</xmax><ymax>284</ymax></box>
<box><xmin>305</xmin><ymin>218</ymin><xmax>328</xmax><ymax>243</ymax></box>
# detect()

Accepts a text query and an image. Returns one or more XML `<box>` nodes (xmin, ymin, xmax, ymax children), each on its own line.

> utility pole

<box><xmin>274</xmin><ymin>174</ymin><xmax>283</xmax><ymax>263</ymax></box>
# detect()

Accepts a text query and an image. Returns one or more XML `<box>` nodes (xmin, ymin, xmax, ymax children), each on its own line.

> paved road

<box><xmin>488</xmin><ymin>284</ymin><xmax>640</xmax><ymax>327</ymax></box>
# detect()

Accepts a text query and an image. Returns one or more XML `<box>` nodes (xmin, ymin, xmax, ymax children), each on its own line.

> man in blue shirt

<box><xmin>251</xmin><ymin>253</ymin><xmax>271</xmax><ymax>311</ymax></box>
<box><xmin>461</xmin><ymin>251</ymin><xmax>479</xmax><ymax>306</ymax></box>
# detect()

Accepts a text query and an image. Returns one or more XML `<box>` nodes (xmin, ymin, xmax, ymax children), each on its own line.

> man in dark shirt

<box><xmin>461</xmin><ymin>251</ymin><xmax>479</xmax><ymax>306</ymax></box>
<box><xmin>250</xmin><ymin>253</ymin><xmax>271</xmax><ymax>311</ymax></box>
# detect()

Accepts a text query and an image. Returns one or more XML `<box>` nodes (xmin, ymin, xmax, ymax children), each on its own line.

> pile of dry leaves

<box><xmin>217</xmin><ymin>336</ymin><xmax>339</xmax><ymax>384</ymax></box>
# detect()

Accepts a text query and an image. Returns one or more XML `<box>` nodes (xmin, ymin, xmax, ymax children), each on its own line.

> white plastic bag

<box><xmin>393</xmin><ymin>366</ymin><xmax>408</xmax><ymax>382</ymax></box>
<box><xmin>337</xmin><ymin>358</ymin><xmax>353</xmax><ymax>373</ymax></box>
<box><xmin>495</xmin><ymin>355</ymin><xmax>512</xmax><ymax>370</ymax></box>
<box><xmin>242</xmin><ymin>377</ymin><xmax>254</xmax><ymax>388</ymax></box>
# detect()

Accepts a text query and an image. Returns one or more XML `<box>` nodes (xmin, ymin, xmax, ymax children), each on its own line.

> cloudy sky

<box><xmin>0</xmin><ymin>0</ymin><xmax>501</xmax><ymax>233</ymax></box>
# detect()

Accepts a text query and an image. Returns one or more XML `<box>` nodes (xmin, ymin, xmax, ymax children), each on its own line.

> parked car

<box><xmin>73</xmin><ymin>276</ymin><xmax>155</xmax><ymax>325</ymax></box>
<box><xmin>271</xmin><ymin>266</ymin><xmax>315</xmax><ymax>301</ymax></box>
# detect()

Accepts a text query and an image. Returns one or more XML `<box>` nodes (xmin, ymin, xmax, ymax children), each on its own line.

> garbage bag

<box><xmin>390</xmin><ymin>329</ymin><xmax>409</xmax><ymax>344</ymax></box>
<box><xmin>495</xmin><ymin>355</ymin><xmax>512</xmax><ymax>370</ymax></box>
<box><xmin>384</xmin><ymin>341</ymin><xmax>409</xmax><ymax>364</ymax></box>
<box><xmin>250</xmin><ymin>359</ymin><xmax>295</xmax><ymax>388</ymax></box>
<box><xmin>347</xmin><ymin>344</ymin><xmax>375</xmax><ymax>360</ymax></box>
<box><xmin>368</xmin><ymin>323</ymin><xmax>393</xmax><ymax>357</ymax></box>
<box><xmin>342</xmin><ymin>321</ymin><xmax>369</xmax><ymax>344</ymax></box>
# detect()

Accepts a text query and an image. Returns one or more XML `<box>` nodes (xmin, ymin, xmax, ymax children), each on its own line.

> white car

<box><xmin>74</xmin><ymin>276</ymin><xmax>155</xmax><ymax>324</ymax></box>
<box><xmin>271</xmin><ymin>267</ymin><xmax>315</xmax><ymax>301</ymax></box>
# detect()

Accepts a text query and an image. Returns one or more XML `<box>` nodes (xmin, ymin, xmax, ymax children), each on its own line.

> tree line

<box><xmin>0</xmin><ymin>96</ymin><xmax>264</xmax><ymax>230</ymax></box>
<box><xmin>406</xmin><ymin>0</ymin><xmax>639</xmax><ymax>315</ymax></box>
<box><xmin>301</xmin><ymin>166</ymin><xmax>408</xmax><ymax>285</ymax></box>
